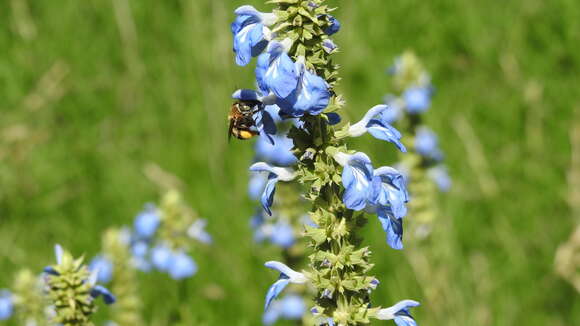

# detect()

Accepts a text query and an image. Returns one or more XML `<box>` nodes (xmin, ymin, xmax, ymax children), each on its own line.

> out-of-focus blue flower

<box><xmin>263</xmin><ymin>294</ymin><xmax>305</xmax><ymax>325</ymax></box>
<box><xmin>333</xmin><ymin>152</ymin><xmax>375</xmax><ymax>211</ymax></box>
<box><xmin>89</xmin><ymin>255</ymin><xmax>114</xmax><ymax>284</ymax></box>
<box><xmin>270</xmin><ymin>221</ymin><xmax>295</xmax><ymax>248</ymax></box>
<box><xmin>264</xmin><ymin>261</ymin><xmax>308</xmax><ymax>311</ymax></box>
<box><xmin>250</xmin><ymin>209</ymin><xmax>270</xmax><ymax>242</ymax></box>
<box><xmin>256</xmin><ymin>40</ymin><xmax>299</xmax><ymax>99</ymax></box>
<box><xmin>151</xmin><ymin>245</ymin><xmax>173</xmax><ymax>271</ymax></box>
<box><xmin>43</xmin><ymin>244</ymin><xmax>64</xmax><ymax>276</ymax></box>
<box><xmin>275</xmin><ymin>58</ymin><xmax>330</xmax><ymax>117</ymax></box>
<box><xmin>255</xmin><ymin>134</ymin><xmax>297</xmax><ymax>166</ymax></box>
<box><xmin>232</xmin><ymin>89</ymin><xmax>278</xmax><ymax>144</ymax></box>
<box><xmin>249</xmin><ymin>171</ymin><xmax>268</xmax><ymax>200</ymax></box>
<box><xmin>249</xmin><ymin>162</ymin><xmax>296</xmax><ymax>215</ymax></box>
<box><xmin>231</xmin><ymin>5</ymin><xmax>276</xmax><ymax>66</ymax></box>
<box><xmin>0</xmin><ymin>290</ymin><xmax>13</xmax><ymax>321</ymax></box>
<box><xmin>381</xmin><ymin>95</ymin><xmax>403</xmax><ymax>124</ymax></box>
<box><xmin>376</xmin><ymin>300</ymin><xmax>420</xmax><ymax>326</ymax></box>
<box><xmin>167</xmin><ymin>252</ymin><xmax>198</xmax><ymax>280</ymax></box>
<box><xmin>131</xmin><ymin>241</ymin><xmax>152</xmax><ymax>272</ymax></box>
<box><xmin>322</xmin><ymin>15</ymin><xmax>341</xmax><ymax>35</ymax></box>
<box><xmin>348</xmin><ymin>105</ymin><xmax>406</xmax><ymax>152</ymax></box>
<box><xmin>404</xmin><ymin>87</ymin><xmax>431</xmax><ymax>114</ymax></box>
<box><xmin>90</xmin><ymin>285</ymin><xmax>116</xmax><ymax>305</ymax></box>
<box><xmin>428</xmin><ymin>166</ymin><xmax>451</xmax><ymax>192</ymax></box>
<box><xmin>187</xmin><ymin>219</ymin><xmax>213</xmax><ymax>244</ymax></box>
<box><xmin>415</xmin><ymin>127</ymin><xmax>442</xmax><ymax>161</ymax></box>
<box><xmin>134</xmin><ymin>204</ymin><xmax>160</xmax><ymax>239</ymax></box>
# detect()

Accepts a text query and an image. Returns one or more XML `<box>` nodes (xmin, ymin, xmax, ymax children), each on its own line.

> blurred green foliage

<box><xmin>0</xmin><ymin>0</ymin><xmax>578</xmax><ymax>325</ymax></box>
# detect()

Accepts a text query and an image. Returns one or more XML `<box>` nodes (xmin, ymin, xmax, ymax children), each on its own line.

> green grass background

<box><xmin>0</xmin><ymin>0</ymin><xmax>578</xmax><ymax>325</ymax></box>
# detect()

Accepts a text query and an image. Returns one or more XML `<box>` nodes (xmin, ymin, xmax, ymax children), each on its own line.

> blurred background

<box><xmin>0</xmin><ymin>0</ymin><xmax>578</xmax><ymax>325</ymax></box>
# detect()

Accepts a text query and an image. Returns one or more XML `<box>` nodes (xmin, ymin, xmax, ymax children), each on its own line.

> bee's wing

<box><xmin>228</xmin><ymin>118</ymin><xmax>235</xmax><ymax>142</ymax></box>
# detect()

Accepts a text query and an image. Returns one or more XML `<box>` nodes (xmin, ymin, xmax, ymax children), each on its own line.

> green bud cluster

<box><xmin>101</xmin><ymin>228</ymin><xmax>144</xmax><ymax>325</ymax></box>
<box><xmin>269</xmin><ymin>0</ymin><xmax>380</xmax><ymax>324</ymax></box>
<box><xmin>45</xmin><ymin>248</ymin><xmax>97</xmax><ymax>326</ymax></box>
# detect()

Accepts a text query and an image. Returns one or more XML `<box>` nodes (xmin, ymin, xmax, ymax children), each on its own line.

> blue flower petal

<box><xmin>341</xmin><ymin>153</ymin><xmax>374</xmax><ymax>211</ymax></box>
<box><xmin>261</xmin><ymin>174</ymin><xmax>279</xmax><ymax>215</ymax></box>
<box><xmin>276</xmin><ymin>68</ymin><xmax>330</xmax><ymax>117</ymax></box>
<box><xmin>404</xmin><ymin>87</ymin><xmax>431</xmax><ymax>114</ymax></box>
<box><xmin>323</xmin><ymin>15</ymin><xmax>341</xmax><ymax>35</ymax></box>
<box><xmin>280</xmin><ymin>295</ymin><xmax>305</xmax><ymax>319</ymax></box>
<box><xmin>367</xmin><ymin>119</ymin><xmax>406</xmax><ymax>152</ymax></box>
<box><xmin>264</xmin><ymin>276</ymin><xmax>290</xmax><ymax>311</ymax></box>
<box><xmin>257</xmin><ymin>49</ymin><xmax>299</xmax><ymax>99</ymax></box>
<box><xmin>0</xmin><ymin>291</ymin><xmax>13</xmax><ymax>321</ymax></box>
<box><xmin>326</xmin><ymin>112</ymin><xmax>341</xmax><ymax>125</ymax></box>
<box><xmin>377</xmin><ymin>209</ymin><xmax>403</xmax><ymax>250</ymax></box>
<box><xmin>168</xmin><ymin>252</ymin><xmax>198</xmax><ymax>280</ymax></box>
<box><xmin>90</xmin><ymin>285</ymin><xmax>116</xmax><ymax>305</ymax></box>
<box><xmin>89</xmin><ymin>256</ymin><xmax>114</xmax><ymax>284</ymax></box>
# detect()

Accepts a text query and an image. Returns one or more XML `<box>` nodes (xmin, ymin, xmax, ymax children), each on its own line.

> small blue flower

<box><xmin>377</xmin><ymin>207</ymin><xmax>404</xmax><ymax>250</ymax></box>
<box><xmin>256</xmin><ymin>40</ymin><xmax>299</xmax><ymax>99</ymax></box>
<box><xmin>0</xmin><ymin>290</ymin><xmax>13</xmax><ymax>321</ymax></box>
<box><xmin>134</xmin><ymin>204</ymin><xmax>160</xmax><ymax>239</ymax></box>
<box><xmin>231</xmin><ymin>5</ymin><xmax>277</xmax><ymax>66</ymax></box>
<box><xmin>131</xmin><ymin>241</ymin><xmax>152</xmax><ymax>272</ymax></box>
<box><xmin>151</xmin><ymin>245</ymin><xmax>173</xmax><ymax>271</ymax></box>
<box><xmin>90</xmin><ymin>285</ymin><xmax>116</xmax><ymax>305</ymax></box>
<box><xmin>279</xmin><ymin>295</ymin><xmax>305</xmax><ymax>319</ymax></box>
<box><xmin>381</xmin><ymin>95</ymin><xmax>403</xmax><ymax>123</ymax></box>
<box><xmin>255</xmin><ymin>133</ymin><xmax>297</xmax><ymax>167</ymax></box>
<box><xmin>322</xmin><ymin>15</ymin><xmax>341</xmax><ymax>35</ymax></box>
<box><xmin>376</xmin><ymin>300</ymin><xmax>420</xmax><ymax>326</ymax></box>
<box><xmin>333</xmin><ymin>152</ymin><xmax>375</xmax><ymax>211</ymax></box>
<box><xmin>428</xmin><ymin>166</ymin><xmax>451</xmax><ymax>192</ymax></box>
<box><xmin>348</xmin><ymin>105</ymin><xmax>406</xmax><ymax>152</ymax></box>
<box><xmin>249</xmin><ymin>171</ymin><xmax>268</xmax><ymax>200</ymax></box>
<box><xmin>187</xmin><ymin>219</ymin><xmax>213</xmax><ymax>244</ymax></box>
<box><xmin>249</xmin><ymin>162</ymin><xmax>296</xmax><ymax>215</ymax></box>
<box><xmin>404</xmin><ymin>87</ymin><xmax>431</xmax><ymax>114</ymax></box>
<box><xmin>167</xmin><ymin>251</ymin><xmax>198</xmax><ymax>280</ymax></box>
<box><xmin>270</xmin><ymin>221</ymin><xmax>295</xmax><ymax>248</ymax></box>
<box><xmin>370</xmin><ymin>167</ymin><xmax>409</xmax><ymax>219</ymax></box>
<box><xmin>89</xmin><ymin>255</ymin><xmax>114</xmax><ymax>284</ymax></box>
<box><xmin>275</xmin><ymin>58</ymin><xmax>330</xmax><ymax>117</ymax></box>
<box><xmin>264</xmin><ymin>261</ymin><xmax>308</xmax><ymax>311</ymax></box>
<box><xmin>415</xmin><ymin>127</ymin><xmax>442</xmax><ymax>161</ymax></box>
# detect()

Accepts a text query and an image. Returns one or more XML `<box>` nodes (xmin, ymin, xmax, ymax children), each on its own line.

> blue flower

<box><xmin>43</xmin><ymin>244</ymin><xmax>64</xmax><ymax>275</ymax></box>
<box><xmin>333</xmin><ymin>152</ymin><xmax>375</xmax><ymax>211</ymax></box>
<box><xmin>428</xmin><ymin>165</ymin><xmax>451</xmax><ymax>192</ymax></box>
<box><xmin>322</xmin><ymin>15</ymin><xmax>341</xmax><ymax>35</ymax></box>
<box><xmin>134</xmin><ymin>204</ymin><xmax>160</xmax><ymax>239</ymax></box>
<box><xmin>167</xmin><ymin>251</ymin><xmax>198</xmax><ymax>280</ymax></box>
<box><xmin>370</xmin><ymin>167</ymin><xmax>408</xmax><ymax>219</ymax></box>
<box><xmin>255</xmin><ymin>133</ymin><xmax>297</xmax><ymax>167</ymax></box>
<box><xmin>130</xmin><ymin>241</ymin><xmax>152</xmax><ymax>272</ymax></box>
<box><xmin>415</xmin><ymin>127</ymin><xmax>442</xmax><ymax>161</ymax></box>
<box><xmin>187</xmin><ymin>219</ymin><xmax>213</xmax><ymax>244</ymax></box>
<box><xmin>275</xmin><ymin>58</ymin><xmax>330</xmax><ymax>117</ymax></box>
<box><xmin>348</xmin><ymin>105</ymin><xmax>406</xmax><ymax>152</ymax></box>
<box><xmin>231</xmin><ymin>5</ymin><xmax>276</xmax><ymax>66</ymax></box>
<box><xmin>90</xmin><ymin>285</ymin><xmax>116</xmax><ymax>305</ymax></box>
<box><xmin>89</xmin><ymin>255</ymin><xmax>114</xmax><ymax>284</ymax></box>
<box><xmin>256</xmin><ymin>40</ymin><xmax>299</xmax><ymax>99</ymax></box>
<box><xmin>404</xmin><ymin>87</ymin><xmax>431</xmax><ymax>114</ymax></box>
<box><xmin>249</xmin><ymin>172</ymin><xmax>268</xmax><ymax>201</ymax></box>
<box><xmin>376</xmin><ymin>300</ymin><xmax>420</xmax><ymax>326</ymax></box>
<box><xmin>263</xmin><ymin>294</ymin><xmax>305</xmax><ymax>325</ymax></box>
<box><xmin>376</xmin><ymin>207</ymin><xmax>404</xmax><ymax>250</ymax></box>
<box><xmin>381</xmin><ymin>95</ymin><xmax>403</xmax><ymax>123</ymax></box>
<box><xmin>322</xmin><ymin>39</ymin><xmax>338</xmax><ymax>53</ymax></box>
<box><xmin>151</xmin><ymin>245</ymin><xmax>173</xmax><ymax>271</ymax></box>
<box><xmin>249</xmin><ymin>162</ymin><xmax>296</xmax><ymax>215</ymax></box>
<box><xmin>0</xmin><ymin>290</ymin><xmax>13</xmax><ymax>321</ymax></box>
<box><xmin>270</xmin><ymin>221</ymin><xmax>295</xmax><ymax>248</ymax></box>
<box><xmin>232</xmin><ymin>89</ymin><xmax>278</xmax><ymax>144</ymax></box>
<box><xmin>264</xmin><ymin>261</ymin><xmax>308</xmax><ymax>311</ymax></box>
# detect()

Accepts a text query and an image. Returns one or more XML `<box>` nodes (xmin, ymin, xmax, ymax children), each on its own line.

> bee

<box><xmin>228</xmin><ymin>99</ymin><xmax>261</xmax><ymax>140</ymax></box>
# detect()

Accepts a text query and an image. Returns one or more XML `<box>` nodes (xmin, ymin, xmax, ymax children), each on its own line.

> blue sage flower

<box><xmin>255</xmin><ymin>133</ymin><xmax>297</xmax><ymax>167</ymax></box>
<box><xmin>264</xmin><ymin>261</ymin><xmax>308</xmax><ymax>311</ymax></box>
<box><xmin>263</xmin><ymin>294</ymin><xmax>306</xmax><ymax>325</ymax></box>
<box><xmin>428</xmin><ymin>166</ymin><xmax>451</xmax><ymax>192</ymax></box>
<box><xmin>167</xmin><ymin>251</ymin><xmax>198</xmax><ymax>280</ymax></box>
<box><xmin>370</xmin><ymin>167</ymin><xmax>408</xmax><ymax>219</ymax></box>
<box><xmin>333</xmin><ymin>152</ymin><xmax>375</xmax><ymax>211</ymax></box>
<box><xmin>134</xmin><ymin>204</ymin><xmax>160</xmax><ymax>239</ymax></box>
<box><xmin>89</xmin><ymin>255</ymin><xmax>114</xmax><ymax>284</ymax></box>
<box><xmin>249</xmin><ymin>162</ymin><xmax>296</xmax><ymax>215</ymax></box>
<box><xmin>381</xmin><ymin>95</ymin><xmax>403</xmax><ymax>124</ymax></box>
<box><xmin>231</xmin><ymin>5</ymin><xmax>277</xmax><ymax>66</ymax></box>
<box><xmin>275</xmin><ymin>57</ymin><xmax>330</xmax><ymax>117</ymax></box>
<box><xmin>151</xmin><ymin>245</ymin><xmax>173</xmax><ymax>271</ymax></box>
<box><xmin>90</xmin><ymin>285</ymin><xmax>116</xmax><ymax>305</ymax></box>
<box><xmin>322</xmin><ymin>15</ymin><xmax>341</xmax><ymax>35</ymax></box>
<box><xmin>256</xmin><ymin>40</ymin><xmax>299</xmax><ymax>99</ymax></box>
<box><xmin>348</xmin><ymin>105</ymin><xmax>406</xmax><ymax>152</ymax></box>
<box><xmin>415</xmin><ymin>127</ymin><xmax>442</xmax><ymax>161</ymax></box>
<box><xmin>376</xmin><ymin>207</ymin><xmax>404</xmax><ymax>250</ymax></box>
<box><xmin>404</xmin><ymin>87</ymin><xmax>431</xmax><ymax>114</ymax></box>
<box><xmin>0</xmin><ymin>290</ymin><xmax>13</xmax><ymax>321</ymax></box>
<box><xmin>249</xmin><ymin>172</ymin><xmax>268</xmax><ymax>200</ymax></box>
<box><xmin>270</xmin><ymin>221</ymin><xmax>295</xmax><ymax>248</ymax></box>
<box><xmin>131</xmin><ymin>241</ymin><xmax>152</xmax><ymax>272</ymax></box>
<box><xmin>376</xmin><ymin>300</ymin><xmax>420</xmax><ymax>326</ymax></box>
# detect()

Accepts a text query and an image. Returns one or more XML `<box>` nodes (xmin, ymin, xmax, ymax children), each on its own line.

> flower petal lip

<box><xmin>376</xmin><ymin>299</ymin><xmax>420</xmax><ymax>320</ymax></box>
<box><xmin>249</xmin><ymin>162</ymin><xmax>296</xmax><ymax>181</ymax></box>
<box><xmin>264</xmin><ymin>277</ymin><xmax>290</xmax><ymax>311</ymax></box>
<box><xmin>264</xmin><ymin>261</ymin><xmax>308</xmax><ymax>283</ymax></box>
<box><xmin>234</xmin><ymin>5</ymin><xmax>277</xmax><ymax>26</ymax></box>
<box><xmin>349</xmin><ymin>105</ymin><xmax>389</xmax><ymax>137</ymax></box>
